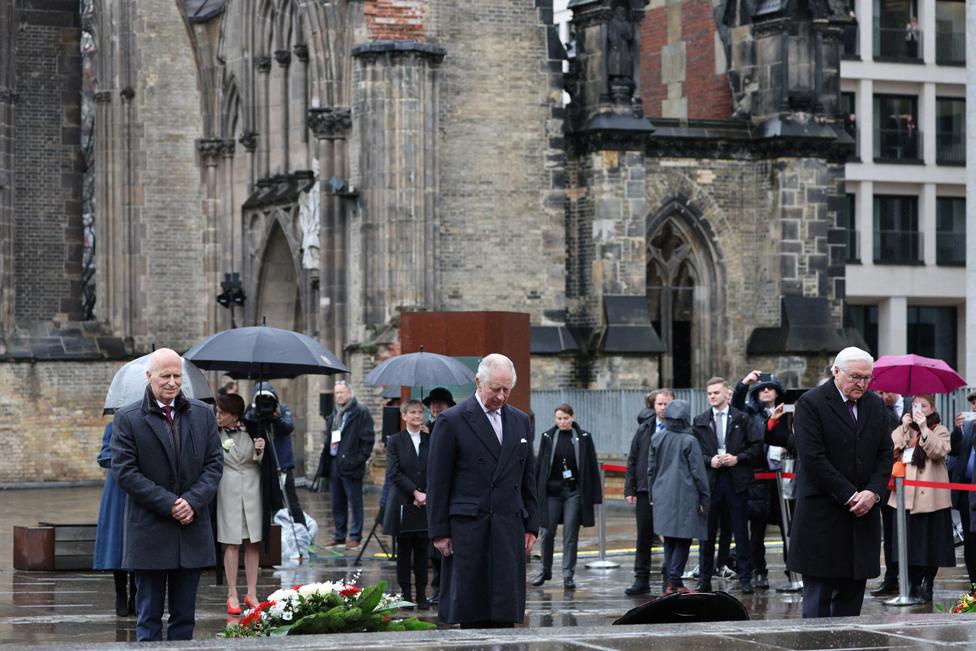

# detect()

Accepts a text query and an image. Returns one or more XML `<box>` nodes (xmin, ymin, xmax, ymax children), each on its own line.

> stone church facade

<box><xmin>0</xmin><ymin>0</ymin><xmax>855</xmax><ymax>482</ymax></box>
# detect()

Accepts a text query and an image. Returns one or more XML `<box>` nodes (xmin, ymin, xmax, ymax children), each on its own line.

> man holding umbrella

<box><xmin>110</xmin><ymin>348</ymin><xmax>223</xmax><ymax>641</ymax></box>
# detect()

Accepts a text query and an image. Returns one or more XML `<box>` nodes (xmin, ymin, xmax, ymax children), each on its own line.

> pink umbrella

<box><xmin>868</xmin><ymin>354</ymin><xmax>967</xmax><ymax>395</ymax></box>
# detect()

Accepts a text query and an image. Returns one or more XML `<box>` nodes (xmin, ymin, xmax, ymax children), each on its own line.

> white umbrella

<box><xmin>103</xmin><ymin>354</ymin><xmax>214</xmax><ymax>414</ymax></box>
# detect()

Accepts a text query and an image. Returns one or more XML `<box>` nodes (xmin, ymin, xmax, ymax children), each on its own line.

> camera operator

<box><xmin>244</xmin><ymin>381</ymin><xmax>306</xmax><ymax>528</ymax></box>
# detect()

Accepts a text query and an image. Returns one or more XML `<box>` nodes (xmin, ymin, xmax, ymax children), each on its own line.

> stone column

<box><xmin>350</xmin><ymin>41</ymin><xmax>445</xmax><ymax>327</ymax></box>
<box><xmin>197</xmin><ymin>138</ymin><xmax>223</xmax><ymax>334</ymax></box>
<box><xmin>308</xmin><ymin>107</ymin><xmax>351</xmax><ymax>357</ymax></box>
<box><xmin>878</xmin><ymin>296</ymin><xmax>908</xmax><ymax>355</ymax></box>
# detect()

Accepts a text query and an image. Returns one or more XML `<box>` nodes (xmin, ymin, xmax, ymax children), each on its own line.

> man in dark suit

<box><xmin>623</xmin><ymin>387</ymin><xmax>673</xmax><ymax>595</ymax></box>
<box><xmin>319</xmin><ymin>379</ymin><xmax>375</xmax><ymax>550</ymax></box>
<box><xmin>111</xmin><ymin>348</ymin><xmax>223</xmax><ymax>641</ymax></box>
<box><xmin>788</xmin><ymin>347</ymin><xmax>893</xmax><ymax>618</ymax></box>
<box><xmin>948</xmin><ymin>391</ymin><xmax>976</xmax><ymax>588</ymax></box>
<box><xmin>427</xmin><ymin>353</ymin><xmax>540</xmax><ymax>628</ymax></box>
<box><xmin>693</xmin><ymin>376</ymin><xmax>762</xmax><ymax>594</ymax></box>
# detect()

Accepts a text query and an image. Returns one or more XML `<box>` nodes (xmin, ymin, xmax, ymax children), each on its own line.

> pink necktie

<box><xmin>488</xmin><ymin>410</ymin><xmax>503</xmax><ymax>445</ymax></box>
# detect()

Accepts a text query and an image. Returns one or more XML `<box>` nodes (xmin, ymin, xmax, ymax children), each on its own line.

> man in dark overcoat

<box><xmin>693</xmin><ymin>376</ymin><xmax>762</xmax><ymax>593</ymax></box>
<box><xmin>427</xmin><ymin>353</ymin><xmax>540</xmax><ymax>628</ymax></box>
<box><xmin>788</xmin><ymin>346</ymin><xmax>893</xmax><ymax>618</ymax></box>
<box><xmin>111</xmin><ymin>348</ymin><xmax>223</xmax><ymax>641</ymax></box>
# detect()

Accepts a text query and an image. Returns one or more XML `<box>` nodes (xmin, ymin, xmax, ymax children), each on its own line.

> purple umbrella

<box><xmin>868</xmin><ymin>354</ymin><xmax>967</xmax><ymax>395</ymax></box>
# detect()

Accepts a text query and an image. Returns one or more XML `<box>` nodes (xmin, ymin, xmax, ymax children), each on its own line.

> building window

<box><xmin>845</xmin><ymin>304</ymin><xmax>878</xmax><ymax>356</ymax></box>
<box><xmin>843</xmin><ymin>0</ymin><xmax>860</xmax><ymax>59</ymax></box>
<box><xmin>874</xmin><ymin>95</ymin><xmax>920</xmax><ymax>163</ymax></box>
<box><xmin>908</xmin><ymin>305</ymin><xmax>957</xmax><ymax>367</ymax></box>
<box><xmin>936</xmin><ymin>97</ymin><xmax>965</xmax><ymax>165</ymax></box>
<box><xmin>873</xmin><ymin>195</ymin><xmax>920</xmax><ymax>264</ymax></box>
<box><xmin>845</xmin><ymin>193</ymin><xmax>860</xmax><ymax>262</ymax></box>
<box><xmin>841</xmin><ymin>92</ymin><xmax>858</xmax><ymax>157</ymax></box>
<box><xmin>936</xmin><ymin>197</ymin><xmax>966</xmax><ymax>266</ymax></box>
<box><xmin>874</xmin><ymin>0</ymin><xmax>922</xmax><ymax>60</ymax></box>
<box><xmin>936</xmin><ymin>0</ymin><xmax>965</xmax><ymax>65</ymax></box>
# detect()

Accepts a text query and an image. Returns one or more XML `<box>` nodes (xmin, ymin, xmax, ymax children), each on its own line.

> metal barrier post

<box><xmin>586</xmin><ymin>466</ymin><xmax>620</xmax><ymax>569</ymax></box>
<box><xmin>774</xmin><ymin>469</ymin><xmax>803</xmax><ymax>593</ymax></box>
<box><xmin>885</xmin><ymin>476</ymin><xmax>923</xmax><ymax>606</ymax></box>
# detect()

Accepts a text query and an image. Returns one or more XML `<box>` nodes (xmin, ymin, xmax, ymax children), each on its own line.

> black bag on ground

<box><xmin>613</xmin><ymin>591</ymin><xmax>749</xmax><ymax>625</ymax></box>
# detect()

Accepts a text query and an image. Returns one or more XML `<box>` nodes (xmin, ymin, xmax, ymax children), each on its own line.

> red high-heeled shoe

<box><xmin>243</xmin><ymin>595</ymin><xmax>258</xmax><ymax>611</ymax></box>
<box><xmin>226</xmin><ymin>598</ymin><xmax>242</xmax><ymax>615</ymax></box>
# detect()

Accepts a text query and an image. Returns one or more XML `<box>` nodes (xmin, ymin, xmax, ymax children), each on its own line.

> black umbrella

<box><xmin>364</xmin><ymin>349</ymin><xmax>474</xmax><ymax>388</ymax></box>
<box><xmin>183</xmin><ymin>325</ymin><xmax>348</xmax><ymax>379</ymax></box>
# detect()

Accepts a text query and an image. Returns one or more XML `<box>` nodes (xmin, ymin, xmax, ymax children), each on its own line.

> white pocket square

<box><xmin>520</xmin><ymin>438</ymin><xmax>528</xmax><ymax>444</ymax></box>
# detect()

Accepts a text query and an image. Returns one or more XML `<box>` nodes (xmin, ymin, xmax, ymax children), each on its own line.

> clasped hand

<box><xmin>711</xmin><ymin>453</ymin><xmax>738</xmax><ymax>468</ymax></box>
<box><xmin>848</xmin><ymin>490</ymin><xmax>875</xmax><ymax>517</ymax></box>
<box><xmin>171</xmin><ymin>497</ymin><xmax>194</xmax><ymax>526</ymax></box>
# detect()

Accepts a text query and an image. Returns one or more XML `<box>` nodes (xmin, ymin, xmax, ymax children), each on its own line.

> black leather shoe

<box><xmin>695</xmin><ymin>581</ymin><xmax>713</xmax><ymax>593</ymax></box>
<box><xmin>754</xmin><ymin>573</ymin><xmax>769</xmax><ymax>590</ymax></box>
<box><xmin>739</xmin><ymin>580</ymin><xmax>755</xmax><ymax>595</ymax></box>
<box><xmin>625</xmin><ymin>578</ymin><xmax>650</xmax><ymax>595</ymax></box>
<box><xmin>429</xmin><ymin>594</ymin><xmax>439</xmax><ymax>606</ymax></box>
<box><xmin>563</xmin><ymin>577</ymin><xmax>576</xmax><ymax>590</ymax></box>
<box><xmin>416</xmin><ymin>597</ymin><xmax>431</xmax><ymax>610</ymax></box>
<box><xmin>870</xmin><ymin>581</ymin><xmax>898</xmax><ymax>597</ymax></box>
<box><xmin>531</xmin><ymin>571</ymin><xmax>551</xmax><ymax>587</ymax></box>
<box><xmin>919</xmin><ymin>577</ymin><xmax>933</xmax><ymax>602</ymax></box>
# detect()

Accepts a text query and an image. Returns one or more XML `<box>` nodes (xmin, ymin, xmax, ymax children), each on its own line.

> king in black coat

<box><xmin>426</xmin><ymin>393</ymin><xmax>540</xmax><ymax>625</ymax></box>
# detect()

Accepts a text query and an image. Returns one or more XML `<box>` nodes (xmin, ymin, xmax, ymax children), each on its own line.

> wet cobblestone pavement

<box><xmin>2</xmin><ymin>485</ymin><xmax>975</xmax><ymax>648</ymax></box>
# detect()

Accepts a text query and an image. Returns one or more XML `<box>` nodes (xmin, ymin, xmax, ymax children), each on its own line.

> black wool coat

<box><xmin>426</xmin><ymin>395</ymin><xmax>540</xmax><ymax>625</ymax></box>
<box><xmin>787</xmin><ymin>380</ymin><xmax>893</xmax><ymax>580</ymax></box>
<box><xmin>320</xmin><ymin>399</ymin><xmax>375</xmax><ymax>480</ymax></box>
<box><xmin>536</xmin><ymin>423</ymin><xmax>602</xmax><ymax>528</ymax></box>
<box><xmin>692</xmin><ymin>405</ymin><xmax>762</xmax><ymax>493</ymax></box>
<box><xmin>382</xmin><ymin>429</ymin><xmax>430</xmax><ymax>537</ymax></box>
<box><xmin>111</xmin><ymin>388</ymin><xmax>223</xmax><ymax>570</ymax></box>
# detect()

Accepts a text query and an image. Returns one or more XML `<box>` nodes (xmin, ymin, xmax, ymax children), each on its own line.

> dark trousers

<box><xmin>329</xmin><ymin>469</ymin><xmax>365</xmax><ymax>542</ymax></box>
<box><xmin>283</xmin><ymin>469</ymin><xmax>307</xmax><ymax>527</ymax></box>
<box><xmin>663</xmin><ymin>537</ymin><xmax>692</xmax><ymax>587</ymax></box>
<box><xmin>539</xmin><ymin>488</ymin><xmax>581</xmax><ymax>579</ymax></box>
<box><xmin>957</xmin><ymin>500</ymin><xmax>976</xmax><ymax>584</ymax></box>
<box><xmin>700</xmin><ymin>472</ymin><xmax>751</xmax><ymax>583</ymax></box>
<box><xmin>716</xmin><ymin>508</ymin><xmax>734</xmax><ymax>569</ymax></box>
<box><xmin>801</xmin><ymin>576</ymin><xmax>866</xmax><ymax>618</ymax></box>
<box><xmin>749</xmin><ymin>481</ymin><xmax>783</xmax><ymax>575</ymax></box>
<box><xmin>880</xmin><ymin>501</ymin><xmax>898</xmax><ymax>585</ymax></box>
<box><xmin>395</xmin><ymin>532</ymin><xmax>429</xmax><ymax>600</ymax></box>
<box><xmin>430</xmin><ymin>543</ymin><xmax>442</xmax><ymax>589</ymax></box>
<box><xmin>634</xmin><ymin>491</ymin><xmax>655</xmax><ymax>578</ymax></box>
<box><xmin>133</xmin><ymin>568</ymin><xmax>201</xmax><ymax>641</ymax></box>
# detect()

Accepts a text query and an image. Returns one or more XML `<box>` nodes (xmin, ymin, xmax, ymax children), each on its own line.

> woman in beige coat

<box><xmin>888</xmin><ymin>393</ymin><xmax>955</xmax><ymax>602</ymax></box>
<box><xmin>215</xmin><ymin>393</ymin><xmax>266</xmax><ymax>614</ymax></box>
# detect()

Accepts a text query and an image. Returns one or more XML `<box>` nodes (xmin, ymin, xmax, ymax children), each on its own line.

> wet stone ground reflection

<box><xmin>0</xmin><ymin>486</ymin><xmax>973</xmax><ymax>647</ymax></box>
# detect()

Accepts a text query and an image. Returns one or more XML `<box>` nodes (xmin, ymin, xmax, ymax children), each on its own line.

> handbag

<box><xmin>399</xmin><ymin>503</ymin><xmax>427</xmax><ymax>534</ymax></box>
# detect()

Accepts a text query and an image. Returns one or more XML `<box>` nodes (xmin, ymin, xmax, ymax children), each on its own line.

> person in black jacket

<box><xmin>319</xmin><ymin>380</ymin><xmax>375</xmax><ymax>550</ymax></box>
<box><xmin>532</xmin><ymin>403</ymin><xmax>603</xmax><ymax>590</ymax></box>
<box><xmin>731</xmin><ymin>371</ymin><xmax>792</xmax><ymax>590</ymax></box>
<box><xmin>382</xmin><ymin>399</ymin><xmax>431</xmax><ymax>608</ymax></box>
<box><xmin>693</xmin><ymin>376</ymin><xmax>763</xmax><ymax>594</ymax></box>
<box><xmin>623</xmin><ymin>388</ymin><xmax>673</xmax><ymax>595</ymax></box>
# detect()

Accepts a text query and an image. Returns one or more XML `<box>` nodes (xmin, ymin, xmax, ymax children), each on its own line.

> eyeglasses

<box><xmin>840</xmin><ymin>368</ymin><xmax>873</xmax><ymax>384</ymax></box>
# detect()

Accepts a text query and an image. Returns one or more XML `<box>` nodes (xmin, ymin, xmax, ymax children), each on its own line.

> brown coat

<box><xmin>887</xmin><ymin>422</ymin><xmax>951</xmax><ymax>513</ymax></box>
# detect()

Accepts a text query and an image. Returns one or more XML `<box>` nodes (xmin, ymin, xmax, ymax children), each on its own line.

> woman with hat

<box><xmin>422</xmin><ymin>387</ymin><xmax>455</xmax><ymax>434</ymax></box>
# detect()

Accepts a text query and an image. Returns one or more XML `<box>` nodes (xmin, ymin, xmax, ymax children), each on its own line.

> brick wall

<box><xmin>365</xmin><ymin>0</ymin><xmax>427</xmax><ymax>41</ymax></box>
<box><xmin>639</xmin><ymin>0</ymin><xmax>731</xmax><ymax>120</ymax></box>
<box><xmin>0</xmin><ymin>360</ymin><xmax>121</xmax><ymax>482</ymax></box>
<box><xmin>12</xmin><ymin>2</ymin><xmax>84</xmax><ymax>322</ymax></box>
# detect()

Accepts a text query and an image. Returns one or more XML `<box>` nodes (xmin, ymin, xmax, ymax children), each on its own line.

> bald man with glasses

<box><xmin>787</xmin><ymin>347</ymin><xmax>893</xmax><ymax>618</ymax></box>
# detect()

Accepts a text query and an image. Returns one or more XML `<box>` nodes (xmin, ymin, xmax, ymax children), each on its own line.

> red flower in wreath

<box><xmin>339</xmin><ymin>585</ymin><xmax>362</xmax><ymax>597</ymax></box>
<box><xmin>240</xmin><ymin>600</ymin><xmax>273</xmax><ymax>628</ymax></box>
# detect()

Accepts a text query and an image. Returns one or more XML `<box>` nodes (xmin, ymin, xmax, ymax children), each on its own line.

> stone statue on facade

<box><xmin>607</xmin><ymin>4</ymin><xmax>636</xmax><ymax>102</ymax></box>
<box><xmin>298</xmin><ymin>158</ymin><xmax>320</xmax><ymax>271</ymax></box>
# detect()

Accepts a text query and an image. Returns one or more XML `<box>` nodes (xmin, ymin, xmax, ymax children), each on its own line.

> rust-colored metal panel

<box><xmin>13</xmin><ymin>526</ymin><xmax>55</xmax><ymax>571</ymax></box>
<box><xmin>400</xmin><ymin>312</ymin><xmax>531</xmax><ymax>413</ymax></box>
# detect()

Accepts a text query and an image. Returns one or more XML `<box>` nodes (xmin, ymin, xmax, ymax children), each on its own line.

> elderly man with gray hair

<box><xmin>787</xmin><ymin>346</ymin><xmax>893</xmax><ymax>618</ymax></box>
<box><xmin>426</xmin><ymin>353</ymin><xmax>540</xmax><ymax>628</ymax></box>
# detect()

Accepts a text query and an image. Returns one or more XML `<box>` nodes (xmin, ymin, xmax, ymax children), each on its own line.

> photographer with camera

<box><xmin>243</xmin><ymin>381</ymin><xmax>306</xmax><ymax>528</ymax></box>
<box><xmin>319</xmin><ymin>380</ymin><xmax>375</xmax><ymax>550</ymax></box>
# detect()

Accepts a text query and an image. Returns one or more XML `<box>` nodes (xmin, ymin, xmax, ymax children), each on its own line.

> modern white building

<box><xmin>841</xmin><ymin>0</ymin><xmax>967</xmax><ymax>373</ymax></box>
